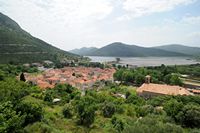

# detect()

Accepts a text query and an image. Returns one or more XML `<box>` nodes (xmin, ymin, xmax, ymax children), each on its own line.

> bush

<box><xmin>111</xmin><ymin>116</ymin><xmax>125</xmax><ymax>132</ymax></box>
<box><xmin>63</xmin><ymin>104</ymin><xmax>73</xmax><ymax>119</ymax></box>
<box><xmin>176</xmin><ymin>104</ymin><xmax>200</xmax><ymax>128</ymax></box>
<box><xmin>126</xmin><ymin>94</ymin><xmax>145</xmax><ymax>106</ymax></box>
<box><xmin>102</xmin><ymin>102</ymin><xmax>116</xmax><ymax>118</ymax></box>
<box><xmin>163</xmin><ymin>99</ymin><xmax>183</xmax><ymax>120</ymax></box>
<box><xmin>43</xmin><ymin>91</ymin><xmax>53</xmax><ymax>102</ymax></box>
<box><xmin>0</xmin><ymin>102</ymin><xmax>24</xmax><ymax>133</ymax></box>
<box><xmin>16</xmin><ymin>100</ymin><xmax>43</xmax><ymax>125</ymax></box>
<box><xmin>123</xmin><ymin>115</ymin><xmax>183</xmax><ymax>133</ymax></box>
<box><xmin>76</xmin><ymin>96</ymin><xmax>96</xmax><ymax>127</ymax></box>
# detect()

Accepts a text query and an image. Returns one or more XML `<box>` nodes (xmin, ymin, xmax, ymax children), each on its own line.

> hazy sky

<box><xmin>0</xmin><ymin>0</ymin><xmax>200</xmax><ymax>50</ymax></box>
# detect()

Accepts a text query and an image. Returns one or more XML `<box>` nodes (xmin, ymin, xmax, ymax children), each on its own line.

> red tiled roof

<box><xmin>192</xmin><ymin>89</ymin><xmax>200</xmax><ymax>94</ymax></box>
<box><xmin>37</xmin><ymin>80</ymin><xmax>54</xmax><ymax>89</ymax></box>
<box><xmin>137</xmin><ymin>83</ymin><xmax>192</xmax><ymax>96</ymax></box>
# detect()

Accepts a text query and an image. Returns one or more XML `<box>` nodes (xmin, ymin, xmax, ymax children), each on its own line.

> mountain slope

<box><xmin>85</xmin><ymin>42</ymin><xmax>187</xmax><ymax>57</ymax></box>
<box><xmin>153</xmin><ymin>44</ymin><xmax>200</xmax><ymax>56</ymax></box>
<box><xmin>69</xmin><ymin>47</ymin><xmax>98</xmax><ymax>56</ymax></box>
<box><xmin>0</xmin><ymin>12</ymin><xmax>78</xmax><ymax>64</ymax></box>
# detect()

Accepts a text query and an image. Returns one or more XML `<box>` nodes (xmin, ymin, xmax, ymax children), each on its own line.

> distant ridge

<box><xmin>0</xmin><ymin>12</ymin><xmax>79</xmax><ymax>64</ymax></box>
<box><xmin>71</xmin><ymin>42</ymin><xmax>188</xmax><ymax>57</ymax></box>
<box><xmin>70</xmin><ymin>47</ymin><xmax>98</xmax><ymax>56</ymax></box>
<box><xmin>153</xmin><ymin>44</ymin><xmax>200</xmax><ymax>56</ymax></box>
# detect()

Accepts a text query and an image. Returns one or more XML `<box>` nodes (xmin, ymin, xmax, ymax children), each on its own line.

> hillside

<box><xmin>1</xmin><ymin>64</ymin><xmax>200</xmax><ymax>132</ymax></box>
<box><xmin>0</xmin><ymin>12</ymin><xmax>78</xmax><ymax>64</ymax></box>
<box><xmin>83</xmin><ymin>42</ymin><xmax>187</xmax><ymax>57</ymax></box>
<box><xmin>69</xmin><ymin>47</ymin><xmax>98</xmax><ymax>56</ymax></box>
<box><xmin>154</xmin><ymin>44</ymin><xmax>200</xmax><ymax>56</ymax></box>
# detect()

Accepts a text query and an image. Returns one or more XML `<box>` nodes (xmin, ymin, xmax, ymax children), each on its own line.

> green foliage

<box><xmin>0</xmin><ymin>78</ymin><xmax>34</xmax><ymax>102</ymax></box>
<box><xmin>113</xmin><ymin>64</ymin><xmax>200</xmax><ymax>86</ymax></box>
<box><xmin>102</xmin><ymin>102</ymin><xmax>116</xmax><ymax>118</ymax></box>
<box><xmin>43</xmin><ymin>90</ymin><xmax>53</xmax><ymax>102</ymax></box>
<box><xmin>16</xmin><ymin>99</ymin><xmax>43</xmax><ymax>125</ymax></box>
<box><xmin>123</xmin><ymin>115</ymin><xmax>184</xmax><ymax>133</ymax></box>
<box><xmin>63</xmin><ymin>104</ymin><xmax>73</xmax><ymax>119</ymax></box>
<box><xmin>43</xmin><ymin>84</ymin><xmax>80</xmax><ymax>104</ymax></box>
<box><xmin>76</xmin><ymin>96</ymin><xmax>96</xmax><ymax>127</ymax></box>
<box><xmin>111</xmin><ymin>116</ymin><xmax>125</xmax><ymax>132</ymax></box>
<box><xmin>0</xmin><ymin>64</ymin><xmax>200</xmax><ymax>132</ymax></box>
<box><xmin>163</xmin><ymin>99</ymin><xmax>183</xmax><ymax>119</ymax></box>
<box><xmin>170</xmin><ymin>74</ymin><xmax>183</xmax><ymax>86</ymax></box>
<box><xmin>0</xmin><ymin>70</ymin><xmax>5</xmax><ymax>81</ymax></box>
<box><xmin>126</xmin><ymin>94</ymin><xmax>145</xmax><ymax>106</ymax></box>
<box><xmin>0</xmin><ymin>12</ymin><xmax>79</xmax><ymax>64</ymax></box>
<box><xmin>83</xmin><ymin>42</ymin><xmax>186</xmax><ymax>57</ymax></box>
<box><xmin>135</xmin><ymin>73</ymin><xmax>145</xmax><ymax>85</ymax></box>
<box><xmin>0</xmin><ymin>101</ymin><xmax>24</xmax><ymax>133</ymax></box>
<box><xmin>176</xmin><ymin>104</ymin><xmax>200</xmax><ymax>128</ymax></box>
<box><xmin>136</xmin><ymin>105</ymin><xmax>154</xmax><ymax>117</ymax></box>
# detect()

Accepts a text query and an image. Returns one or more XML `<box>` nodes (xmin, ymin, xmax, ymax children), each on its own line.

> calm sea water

<box><xmin>87</xmin><ymin>56</ymin><xmax>200</xmax><ymax>67</ymax></box>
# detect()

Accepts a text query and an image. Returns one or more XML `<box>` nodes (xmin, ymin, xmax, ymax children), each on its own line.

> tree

<box><xmin>63</xmin><ymin>104</ymin><xmax>73</xmax><ymax>119</ymax></box>
<box><xmin>0</xmin><ymin>70</ymin><xmax>4</xmax><ymax>81</ymax></box>
<box><xmin>164</xmin><ymin>74</ymin><xmax>172</xmax><ymax>84</ymax></box>
<box><xmin>102</xmin><ymin>102</ymin><xmax>116</xmax><ymax>118</ymax></box>
<box><xmin>125</xmin><ymin>91</ymin><xmax>131</xmax><ymax>99</ymax></box>
<box><xmin>164</xmin><ymin>74</ymin><xmax>183</xmax><ymax>86</ymax></box>
<box><xmin>122</xmin><ymin>71</ymin><xmax>134</xmax><ymax>83</ymax></box>
<box><xmin>116</xmin><ymin>58</ymin><xmax>120</xmax><ymax>63</ymax></box>
<box><xmin>76</xmin><ymin>96</ymin><xmax>96</xmax><ymax>127</ymax></box>
<box><xmin>113</xmin><ymin>69</ymin><xmax>124</xmax><ymax>81</ymax></box>
<box><xmin>176</xmin><ymin>104</ymin><xmax>200</xmax><ymax>128</ymax></box>
<box><xmin>16</xmin><ymin>100</ymin><xmax>43</xmax><ymax>126</ymax></box>
<box><xmin>170</xmin><ymin>74</ymin><xmax>183</xmax><ymax>86</ymax></box>
<box><xmin>135</xmin><ymin>74</ymin><xmax>145</xmax><ymax>86</ymax></box>
<box><xmin>163</xmin><ymin>99</ymin><xmax>183</xmax><ymax>120</ymax></box>
<box><xmin>43</xmin><ymin>91</ymin><xmax>53</xmax><ymax>102</ymax></box>
<box><xmin>20</xmin><ymin>73</ymin><xmax>26</xmax><ymax>82</ymax></box>
<box><xmin>126</xmin><ymin>94</ymin><xmax>145</xmax><ymax>106</ymax></box>
<box><xmin>0</xmin><ymin>102</ymin><xmax>24</xmax><ymax>133</ymax></box>
<box><xmin>111</xmin><ymin>116</ymin><xmax>125</xmax><ymax>132</ymax></box>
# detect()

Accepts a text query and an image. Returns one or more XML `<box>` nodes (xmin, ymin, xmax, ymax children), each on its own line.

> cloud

<box><xmin>118</xmin><ymin>0</ymin><xmax>196</xmax><ymax>20</ymax></box>
<box><xmin>182</xmin><ymin>15</ymin><xmax>200</xmax><ymax>25</ymax></box>
<box><xmin>0</xmin><ymin>0</ymin><xmax>115</xmax><ymax>50</ymax></box>
<box><xmin>0</xmin><ymin>0</ymin><xmax>199</xmax><ymax>49</ymax></box>
<box><xmin>0</xmin><ymin>0</ymin><xmax>114</xmax><ymax>26</ymax></box>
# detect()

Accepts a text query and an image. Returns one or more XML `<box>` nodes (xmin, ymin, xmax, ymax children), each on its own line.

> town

<box><xmin>25</xmin><ymin>66</ymin><xmax>116</xmax><ymax>89</ymax></box>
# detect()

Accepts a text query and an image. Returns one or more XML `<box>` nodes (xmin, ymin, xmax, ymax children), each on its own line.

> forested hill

<box><xmin>70</xmin><ymin>47</ymin><xmax>98</xmax><ymax>56</ymax></box>
<box><xmin>0</xmin><ymin>12</ymin><xmax>78</xmax><ymax>64</ymax></box>
<box><xmin>153</xmin><ymin>44</ymin><xmax>200</xmax><ymax>56</ymax></box>
<box><xmin>74</xmin><ymin>42</ymin><xmax>188</xmax><ymax>57</ymax></box>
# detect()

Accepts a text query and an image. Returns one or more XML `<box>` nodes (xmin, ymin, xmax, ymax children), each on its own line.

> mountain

<box><xmin>153</xmin><ymin>44</ymin><xmax>200</xmax><ymax>56</ymax></box>
<box><xmin>69</xmin><ymin>47</ymin><xmax>98</xmax><ymax>56</ymax></box>
<box><xmin>0</xmin><ymin>12</ymin><xmax>78</xmax><ymax>64</ymax></box>
<box><xmin>80</xmin><ymin>42</ymin><xmax>187</xmax><ymax>57</ymax></box>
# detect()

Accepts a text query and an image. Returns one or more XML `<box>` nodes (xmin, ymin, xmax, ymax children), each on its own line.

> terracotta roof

<box><xmin>26</xmin><ymin>66</ymin><xmax>116</xmax><ymax>89</ymax></box>
<box><xmin>192</xmin><ymin>89</ymin><xmax>200</xmax><ymax>94</ymax></box>
<box><xmin>37</xmin><ymin>80</ymin><xmax>54</xmax><ymax>89</ymax></box>
<box><xmin>137</xmin><ymin>83</ymin><xmax>192</xmax><ymax>96</ymax></box>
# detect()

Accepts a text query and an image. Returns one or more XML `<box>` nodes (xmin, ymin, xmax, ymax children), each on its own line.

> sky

<box><xmin>0</xmin><ymin>0</ymin><xmax>200</xmax><ymax>51</ymax></box>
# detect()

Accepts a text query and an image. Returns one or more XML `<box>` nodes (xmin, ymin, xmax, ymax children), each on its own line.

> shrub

<box><xmin>0</xmin><ymin>102</ymin><xmax>24</xmax><ymax>133</ymax></box>
<box><xmin>102</xmin><ymin>102</ymin><xmax>116</xmax><ymax>118</ymax></box>
<box><xmin>176</xmin><ymin>104</ymin><xmax>200</xmax><ymax>128</ymax></box>
<box><xmin>16</xmin><ymin>100</ymin><xmax>43</xmax><ymax>125</ymax></box>
<box><xmin>163</xmin><ymin>99</ymin><xmax>183</xmax><ymax>120</ymax></box>
<box><xmin>76</xmin><ymin>96</ymin><xmax>96</xmax><ymax>127</ymax></box>
<box><xmin>63</xmin><ymin>104</ymin><xmax>73</xmax><ymax>119</ymax></box>
<box><xmin>111</xmin><ymin>116</ymin><xmax>125</xmax><ymax>132</ymax></box>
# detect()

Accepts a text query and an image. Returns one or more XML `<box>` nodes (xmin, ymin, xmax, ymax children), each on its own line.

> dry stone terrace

<box><xmin>25</xmin><ymin>67</ymin><xmax>116</xmax><ymax>89</ymax></box>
